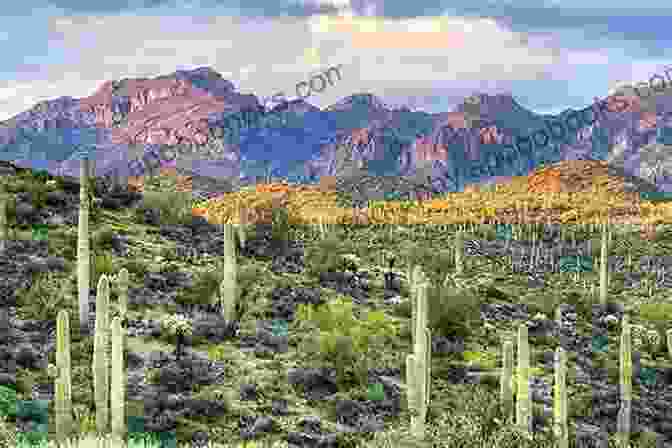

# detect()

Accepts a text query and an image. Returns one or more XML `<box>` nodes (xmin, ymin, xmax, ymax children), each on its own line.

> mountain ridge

<box><xmin>1</xmin><ymin>66</ymin><xmax>671</xmax><ymax>194</ymax></box>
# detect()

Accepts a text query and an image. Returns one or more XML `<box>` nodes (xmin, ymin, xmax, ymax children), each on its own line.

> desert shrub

<box><xmin>426</xmin><ymin>284</ymin><xmax>483</xmax><ymax>340</ymax></box>
<box><xmin>93</xmin><ymin>252</ymin><xmax>115</xmax><ymax>284</ymax></box>
<box><xmin>270</xmin><ymin>205</ymin><xmax>291</xmax><ymax>251</ymax></box>
<box><xmin>177</xmin><ymin>269</ymin><xmax>221</xmax><ymax>307</ymax></box>
<box><xmin>135</xmin><ymin>190</ymin><xmax>193</xmax><ymax>226</ymax></box>
<box><xmin>16</xmin><ymin>272</ymin><xmax>71</xmax><ymax>321</ymax></box>
<box><xmin>121</xmin><ymin>259</ymin><xmax>148</xmax><ymax>279</ymax></box>
<box><xmin>638</xmin><ymin>303</ymin><xmax>672</xmax><ymax>338</ymax></box>
<box><xmin>0</xmin><ymin>385</ymin><xmax>16</xmax><ymax>418</ymax></box>
<box><xmin>304</xmin><ymin>234</ymin><xmax>357</xmax><ymax>278</ymax></box>
<box><xmin>297</xmin><ymin>297</ymin><xmax>398</xmax><ymax>387</ymax></box>
<box><xmin>92</xmin><ymin>226</ymin><xmax>116</xmax><ymax>250</ymax></box>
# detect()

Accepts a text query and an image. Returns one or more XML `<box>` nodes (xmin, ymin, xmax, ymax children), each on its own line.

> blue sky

<box><xmin>0</xmin><ymin>0</ymin><xmax>670</xmax><ymax>121</ymax></box>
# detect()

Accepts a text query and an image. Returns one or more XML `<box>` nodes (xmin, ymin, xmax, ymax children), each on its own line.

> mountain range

<box><xmin>1</xmin><ymin>66</ymin><xmax>672</xmax><ymax>194</ymax></box>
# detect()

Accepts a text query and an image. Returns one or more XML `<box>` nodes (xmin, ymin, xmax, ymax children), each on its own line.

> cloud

<box><xmin>0</xmin><ymin>10</ymin><xmax>596</xmax><ymax>121</ymax></box>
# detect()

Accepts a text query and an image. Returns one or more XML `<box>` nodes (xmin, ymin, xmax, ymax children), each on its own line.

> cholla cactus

<box><xmin>161</xmin><ymin>314</ymin><xmax>193</xmax><ymax>360</ymax></box>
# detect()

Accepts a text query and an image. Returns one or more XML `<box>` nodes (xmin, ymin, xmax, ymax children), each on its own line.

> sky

<box><xmin>0</xmin><ymin>0</ymin><xmax>671</xmax><ymax>122</ymax></box>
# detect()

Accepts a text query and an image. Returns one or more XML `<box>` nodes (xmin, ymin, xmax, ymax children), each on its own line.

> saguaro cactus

<box><xmin>617</xmin><ymin>315</ymin><xmax>632</xmax><ymax>448</ymax></box>
<box><xmin>110</xmin><ymin>316</ymin><xmax>126</xmax><ymax>442</ymax></box>
<box><xmin>116</xmin><ymin>268</ymin><xmax>129</xmax><ymax>322</ymax></box>
<box><xmin>0</xmin><ymin>182</ymin><xmax>7</xmax><ymax>253</ymax></box>
<box><xmin>93</xmin><ymin>274</ymin><xmax>110</xmax><ymax>435</ymax></box>
<box><xmin>409</xmin><ymin>265</ymin><xmax>423</xmax><ymax>342</ymax></box>
<box><xmin>220</xmin><ymin>223</ymin><xmax>238</xmax><ymax>321</ymax></box>
<box><xmin>455</xmin><ymin>227</ymin><xmax>464</xmax><ymax>275</ymax></box>
<box><xmin>47</xmin><ymin>310</ymin><xmax>72</xmax><ymax>443</ymax></box>
<box><xmin>500</xmin><ymin>337</ymin><xmax>514</xmax><ymax>421</ymax></box>
<box><xmin>405</xmin><ymin>269</ymin><xmax>431</xmax><ymax>440</ymax></box>
<box><xmin>515</xmin><ymin>323</ymin><xmax>532</xmax><ymax>434</ymax></box>
<box><xmin>553</xmin><ymin>347</ymin><xmax>568</xmax><ymax>448</ymax></box>
<box><xmin>599</xmin><ymin>222</ymin><xmax>609</xmax><ymax>305</ymax></box>
<box><xmin>78</xmin><ymin>158</ymin><xmax>91</xmax><ymax>335</ymax></box>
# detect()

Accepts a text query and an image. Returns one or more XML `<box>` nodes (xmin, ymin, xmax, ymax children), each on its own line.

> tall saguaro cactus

<box><xmin>78</xmin><ymin>158</ymin><xmax>91</xmax><ymax>335</ymax></box>
<box><xmin>599</xmin><ymin>222</ymin><xmax>609</xmax><ymax>305</ymax></box>
<box><xmin>116</xmin><ymin>268</ymin><xmax>129</xmax><ymax>321</ymax></box>
<box><xmin>47</xmin><ymin>310</ymin><xmax>73</xmax><ymax>444</ymax></box>
<box><xmin>0</xmin><ymin>181</ymin><xmax>7</xmax><ymax>253</ymax></box>
<box><xmin>500</xmin><ymin>337</ymin><xmax>514</xmax><ymax>421</ymax></box>
<box><xmin>553</xmin><ymin>347</ymin><xmax>568</xmax><ymax>448</ymax></box>
<box><xmin>455</xmin><ymin>227</ymin><xmax>464</xmax><ymax>275</ymax></box>
<box><xmin>110</xmin><ymin>316</ymin><xmax>126</xmax><ymax>442</ymax></box>
<box><xmin>406</xmin><ymin>268</ymin><xmax>431</xmax><ymax>440</ymax></box>
<box><xmin>515</xmin><ymin>323</ymin><xmax>532</xmax><ymax>434</ymax></box>
<box><xmin>220</xmin><ymin>223</ymin><xmax>238</xmax><ymax>321</ymax></box>
<box><xmin>93</xmin><ymin>274</ymin><xmax>110</xmax><ymax>435</ymax></box>
<box><xmin>617</xmin><ymin>315</ymin><xmax>632</xmax><ymax>448</ymax></box>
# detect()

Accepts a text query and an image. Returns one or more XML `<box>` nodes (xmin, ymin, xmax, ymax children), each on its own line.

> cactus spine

<box><xmin>78</xmin><ymin>158</ymin><xmax>91</xmax><ymax>335</ymax></box>
<box><xmin>617</xmin><ymin>315</ymin><xmax>632</xmax><ymax>448</ymax></box>
<box><xmin>220</xmin><ymin>223</ymin><xmax>238</xmax><ymax>321</ymax></box>
<box><xmin>599</xmin><ymin>222</ymin><xmax>609</xmax><ymax>305</ymax></box>
<box><xmin>110</xmin><ymin>316</ymin><xmax>126</xmax><ymax>442</ymax></box>
<box><xmin>47</xmin><ymin>310</ymin><xmax>73</xmax><ymax>443</ymax></box>
<box><xmin>93</xmin><ymin>274</ymin><xmax>110</xmax><ymax>435</ymax></box>
<box><xmin>455</xmin><ymin>227</ymin><xmax>464</xmax><ymax>274</ymax></box>
<box><xmin>500</xmin><ymin>337</ymin><xmax>514</xmax><ymax>421</ymax></box>
<box><xmin>553</xmin><ymin>347</ymin><xmax>568</xmax><ymax>448</ymax></box>
<box><xmin>405</xmin><ymin>268</ymin><xmax>431</xmax><ymax>440</ymax></box>
<box><xmin>515</xmin><ymin>323</ymin><xmax>532</xmax><ymax>434</ymax></box>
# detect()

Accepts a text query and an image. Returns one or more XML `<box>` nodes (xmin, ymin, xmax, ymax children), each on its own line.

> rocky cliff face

<box><xmin>2</xmin><ymin>67</ymin><xmax>672</xmax><ymax>194</ymax></box>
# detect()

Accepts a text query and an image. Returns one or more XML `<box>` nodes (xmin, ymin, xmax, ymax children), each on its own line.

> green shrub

<box><xmin>271</xmin><ymin>205</ymin><xmax>290</xmax><ymax>250</ymax></box>
<box><xmin>92</xmin><ymin>226</ymin><xmax>116</xmax><ymax>250</ymax></box>
<box><xmin>0</xmin><ymin>385</ymin><xmax>16</xmax><ymax>418</ymax></box>
<box><xmin>297</xmin><ymin>297</ymin><xmax>397</xmax><ymax>387</ymax></box>
<box><xmin>426</xmin><ymin>284</ymin><xmax>483</xmax><ymax>339</ymax></box>
<box><xmin>122</xmin><ymin>259</ymin><xmax>148</xmax><ymax>279</ymax></box>
<box><xmin>638</xmin><ymin>303</ymin><xmax>672</xmax><ymax>338</ymax></box>
<box><xmin>16</xmin><ymin>272</ymin><xmax>70</xmax><ymax>321</ymax></box>
<box><xmin>135</xmin><ymin>191</ymin><xmax>193</xmax><ymax>226</ymax></box>
<box><xmin>304</xmin><ymin>234</ymin><xmax>357</xmax><ymax>278</ymax></box>
<box><xmin>177</xmin><ymin>270</ymin><xmax>221</xmax><ymax>307</ymax></box>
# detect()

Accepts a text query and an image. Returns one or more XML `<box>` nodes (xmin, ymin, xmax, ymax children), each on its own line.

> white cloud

<box><xmin>0</xmin><ymin>10</ymin><xmax>574</xmax><ymax>121</ymax></box>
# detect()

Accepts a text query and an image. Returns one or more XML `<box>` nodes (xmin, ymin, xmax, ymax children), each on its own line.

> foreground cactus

<box><xmin>599</xmin><ymin>222</ymin><xmax>609</xmax><ymax>305</ymax></box>
<box><xmin>110</xmin><ymin>316</ymin><xmax>126</xmax><ymax>442</ymax></box>
<box><xmin>454</xmin><ymin>227</ymin><xmax>464</xmax><ymax>275</ymax></box>
<box><xmin>116</xmin><ymin>268</ymin><xmax>129</xmax><ymax>322</ymax></box>
<box><xmin>47</xmin><ymin>310</ymin><xmax>73</xmax><ymax>443</ymax></box>
<box><xmin>78</xmin><ymin>158</ymin><xmax>91</xmax><ymax>336</ymax></box>
<box><xmin>0</xmin><ymin>182</ymin><xmax>7</xmax><ymax>253</ymax></box>
<box><xmin>515</xmin><ymin>323</ymin><xmax>532</xmax><ymax>434</ymax></box>
<box><xmin>617</xmin><ymin>315</ymin><xmax>632</xmax><ymax>448</ymax></box>
<box><xmin>553</xmin><ymin>347</ymin><xmax>568</xmax><ymax>448</ymax></box>
<box><xmin>500</xmin><ymin>337</ymin><xmax>514</xmax><ymax>421</ymax></box>
<box><xmin>406</xmin><ymin>268</ymin><xmax>431</xmax><ymax>440</ymax></box>
<box><xmin>667</xmin><ymin>328</ymin><xmax>672</xmax><ymax>359</ymax></box>
<box><xmin>220</xmin><ymin>223</ymin><xmax>238</xmax><ymax>321</ymax></box>
<box><xmin>93</xmin><ymin>274</ymin><xmax>110</xmax><ymax>435</ymax></box>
